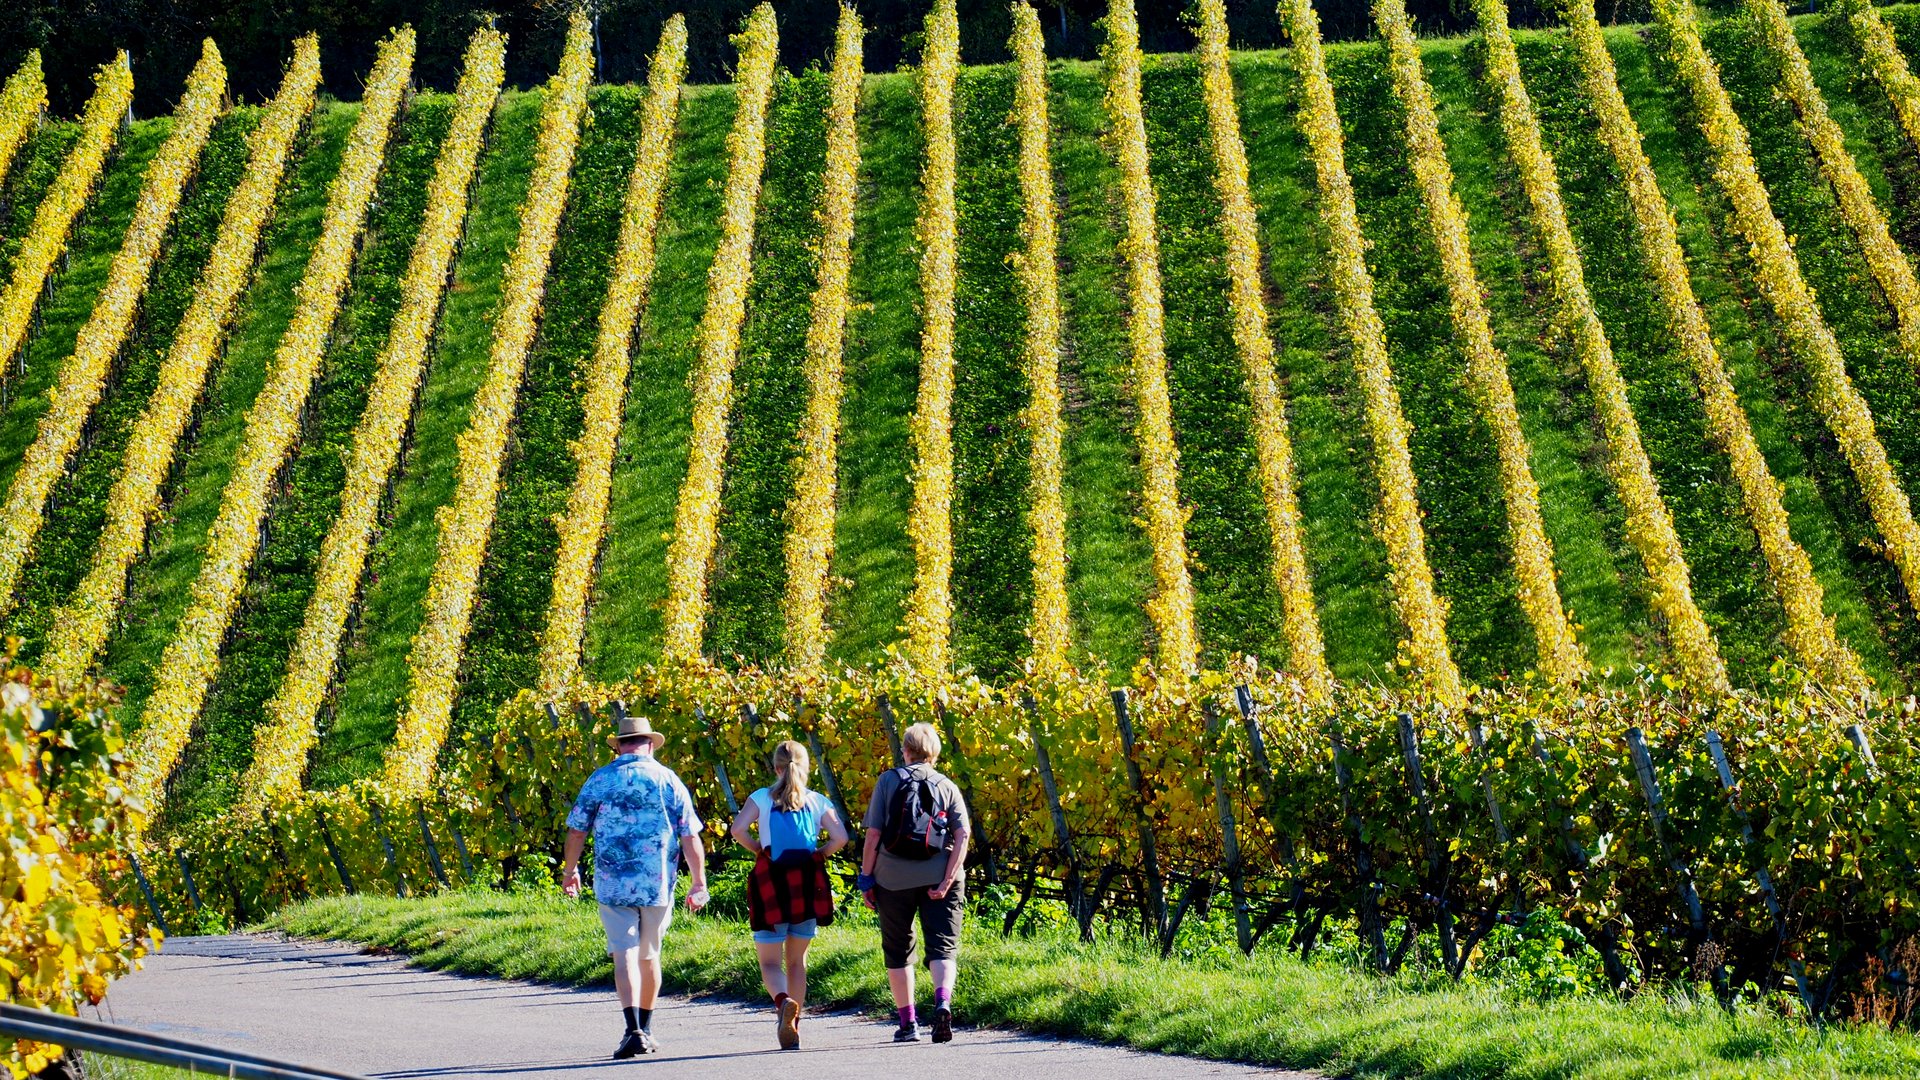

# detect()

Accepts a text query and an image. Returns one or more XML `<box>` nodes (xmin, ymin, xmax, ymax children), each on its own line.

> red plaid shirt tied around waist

<box><xmin>747</xmin><ymin>850</ymin><xmax>837</xmax><ymax>932</ymax></box>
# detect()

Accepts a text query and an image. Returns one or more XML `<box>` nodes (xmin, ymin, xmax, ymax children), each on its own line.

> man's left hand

<box><xmin>928</xmin><ymin>881</ymin><xmax>953</xmax><ymax>901</ymax></box>
<box><xmin>560</xmin><ymin>866</ymin><xmax>582</xmax><ymax>899</ymax></box>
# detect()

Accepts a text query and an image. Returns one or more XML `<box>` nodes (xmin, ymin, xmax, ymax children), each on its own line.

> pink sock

<box><xmin>897</xmin><ymin>1005</ymin><xmax>916</xmax><ymax>1027</ymax></box>
<box><xmin>934</xmin><ymin>986</ymin><xmax>951</xmax><ymax>1008</ymax></box>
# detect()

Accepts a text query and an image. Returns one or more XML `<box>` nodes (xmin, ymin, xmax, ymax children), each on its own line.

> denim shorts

<box><xmin>752</xmin><ymin>919</ymin><xmax>819</xmax><ymax>945</ymax></box>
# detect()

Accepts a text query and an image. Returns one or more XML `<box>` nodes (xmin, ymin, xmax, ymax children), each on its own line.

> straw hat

<box><xmin>607</xmin><ymin>714</ymin><xmax>667</xmax><ymax>752</ymax></box>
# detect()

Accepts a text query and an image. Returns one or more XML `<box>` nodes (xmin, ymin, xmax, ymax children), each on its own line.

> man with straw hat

<box><xmin>562</xmin><ymin>712</ymin><xmax>709</xmax><ymax>1058</ymax></box>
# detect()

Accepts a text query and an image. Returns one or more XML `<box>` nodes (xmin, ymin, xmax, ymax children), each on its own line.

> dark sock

<box><xmin>934</xmin><ymin>986</ymin><xmax>951</xmax><ymax>1009</ymax></box>
<box><xmin>637</xmin><ymin>1008</ymin><xmax>653</xmax><ymax>1033</ymax></box>
<box><xmin>622</xmin><ymin>1007</ymin><xmax>640</xmax><ymax>1034</ymax></box>
<box><xmin>897</xmin><ymin>1005</ymin><xmax>916</xmax><ymax>1028</ymax></box>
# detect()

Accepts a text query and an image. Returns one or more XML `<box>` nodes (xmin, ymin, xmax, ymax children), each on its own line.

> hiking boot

<box><xmin>777</xmin><ymin>997</ymin><xmax>801</xmax><ymax>1050</ymax></box>
<box><xmin>931</xmin><ymin>1007</ymin><xmax>953</xmax><ymax>1044</ymax></box>
<box><xmin>893</xmin><ymin>1022</ymin><xmax>922</xmax><ymax>1043</ymax></box>
<box><xmin>613</xmin><ymin>1031</ymin><xmax>650</xmax><ymax>1059</ymax></box>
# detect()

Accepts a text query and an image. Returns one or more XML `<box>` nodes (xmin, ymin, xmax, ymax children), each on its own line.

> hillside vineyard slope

<box><xmin>1558</xmin><ymin>0</ymin><xmax>1866</xmax><ymax>689</ymax></box>
<box><xmin>36</xmin><ymin>38</ymin><xmax>322</xmax><ymax>685</ymax></box>
<box><xmin>127</xmin><ymin>30</ymin><xmax>415</xmax><ymax>814</ymax></box>
<box><xmin>0</xmin><ymin>43</ymin><xmax>225</xmax><ymax>618</ymax></box>
<box><xmin>242</xmin><ymin>28</ymin><xmax>506</xmax><ymax>811</ymax></box>
<box><xmin>1469</xmin><ymin>0</ymin><xmax>1727</xmax><ymax>691</ymax></box>
<box><xmin>384</xmin><ymin>13</ymin><xmax>595</xmax><ymax>796</ymax></box>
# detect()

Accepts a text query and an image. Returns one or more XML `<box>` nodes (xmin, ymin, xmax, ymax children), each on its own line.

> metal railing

<box><xmin>0</xmin><ymin>1004</ymin><xmax>369</xmax><ymax>1080</ymax></box>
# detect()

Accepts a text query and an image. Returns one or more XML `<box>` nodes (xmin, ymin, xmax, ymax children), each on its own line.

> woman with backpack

<box><xmin>858</xmin><ymin>722</ymin><xmax>971</xmax><ymax>1044</ymax></box>
<box><xmin>730</xmin><ymin>740</ymin><xmax>849</xmax><ymax>1050</ymax></box>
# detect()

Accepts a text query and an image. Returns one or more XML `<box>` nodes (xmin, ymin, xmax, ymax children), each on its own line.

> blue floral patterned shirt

<box><xmin>566</xmin><ymin>752</ymin><xmax>702</xmax><ymax>908</ymax></box>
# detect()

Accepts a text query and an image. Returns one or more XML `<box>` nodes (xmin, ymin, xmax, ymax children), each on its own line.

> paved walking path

<box><xmin>100</xmin><ymin>936</ymin><xmax>1309</xmax><ymax>1079</ymax></box>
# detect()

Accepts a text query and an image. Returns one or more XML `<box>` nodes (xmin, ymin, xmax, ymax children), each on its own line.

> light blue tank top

<box><xmin>749</xmin><ymin>788</ymin><xmax>826</xmax><ymax>861</ymax></box>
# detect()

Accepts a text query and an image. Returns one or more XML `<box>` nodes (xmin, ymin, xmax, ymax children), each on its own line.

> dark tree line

<box><xmin>1</xmin><ymin>0</ymin><xmax>1687</xmax><ymax>118</ymax></box>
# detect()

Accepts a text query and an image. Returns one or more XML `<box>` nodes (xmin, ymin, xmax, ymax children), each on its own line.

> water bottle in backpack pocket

<box><xmin>881</xmin><ymin>766</ymin><xmax>951</xmax><ymax>860</ymax></box>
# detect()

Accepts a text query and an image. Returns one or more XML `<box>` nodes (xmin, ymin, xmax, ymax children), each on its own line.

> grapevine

<box><xmin>780</xmin><ymin>7</ymin><xmax>864</xmax><ymax>677</ymax></box>
<box><xmin>37</xmin><ymin>36</ymin><xmax>323</xmax><ymax>684</ymax></box>
<box><xmin>1277</xmin><ymin>0</ymin><xmax>1460</xmax><ymax>700</ymax></box>
<box><xmin>659</xmin><ymin>3</ymin><xmax>781</xmax><ymax>665</ymax></box>
<box><xmin>0</xmin><ymin>53</ymin><xmax>133</xmax><ymax>373</ymax></box>
<box><xmin>0</xmin><ymin>50</ymin><xmax>46</xmax><ymax>193</ymax></box>
<box><xmin>384</xmin><ymin>12</ymin><xmax>595</xmax><ymax>797</ymax></box>
<box><xmin>0</xmin><ymin>41</ymin><xmax>225</xmax><ymax>617</ymax></box>
<box><xmin>1104</xmin><ymin>0</ymin><xmax>1198</xmax><ymax>680</ymax></box>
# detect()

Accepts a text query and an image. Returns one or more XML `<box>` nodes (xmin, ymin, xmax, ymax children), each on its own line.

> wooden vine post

<box><xmin>1397</xmin><ymin>712</ymin><xmax>1457</xmax><ymax>974</ymax></box>
<box><xmin>1331</xmin><ymin>730</ymin><xmax>1388</xmax><ymax>970</ymax></box>
<box><xmin>1110</xmin><ymin>688</ymin><xmax>1167</xmax><ymax>938</ymax></box>
<box><xmin>1023</xmin><ymin>695</ymin><xmax>1087</xmax><ymax>938</ymax></box>
<box><xmin>1201</xmin><ymin>700</ymin><xmax>1252</xmax><ymax>954</ymax></box>
<box><xmin>1624</xmin><ymin>728</ymin><xmax>1710</xmax><ymax>961</ymax></box>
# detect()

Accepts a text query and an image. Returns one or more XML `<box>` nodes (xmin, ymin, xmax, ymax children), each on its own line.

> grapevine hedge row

<box><xmin>779</xmin><ymin>8</ymin><xmax>862</xmax><ymax>678</ymax></box>
<box><xmin>0</xmin><ymin>52</ymin><xmax>45</xmax><ymax>194</ymax></box>
<box><xmin>1106</xmin><ymin>0</ymin><xmax>1199</xmax><ymax>679</ymax></box>
<box><xmin>0</xmin><ymin>44</ymin><xmax>225</xmax><ymax>621</ymax></box>
<box><xmin>37</xmin><ymin>39</ymin><xmax>322</xmax><ymax>683</ymax></box>
<box><xmin>539</xmin><ymin>18</ymin><xmax>688</xmax><ymax>697</ymax></box>
<box><xmin>387</xmin><ymin>12</ymin><xmax>595</xmax><ymax>796</ymax></box>
<box><xmin>705</xmin><ymin>69</ymin><xmax>831</xmax><ymax>666</ymax></box>
<box><xmin>1277</xmin><ymin>0</ymin><xmax>1459</xmax><ymax>698</ymax></box>
<box><xmin>903</xmin><ymin>0</ymin><xmax>962</xmax><ymax>676</ymax></box>
<box><xmin>0</xmin><ymin>53</ymin><xmax>132</xmax><ymax>374</ymax></box>
<box><xmin>660</xmin><ymin>4</ymin><xmax>780</xmax><ymax>666</ymax></box>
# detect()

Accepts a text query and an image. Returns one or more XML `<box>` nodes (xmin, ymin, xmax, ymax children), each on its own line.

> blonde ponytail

<box><xmin>770</xmin><ymin>740</ymin><xmax>810</xmax><ymax>812</ymax></box>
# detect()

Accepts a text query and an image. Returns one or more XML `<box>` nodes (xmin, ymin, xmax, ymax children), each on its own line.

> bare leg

<box><xmin>639</xmin><ymin>953</ymin><xmax>662</xmax><ymax>1010</ymax></box>
<box><xmin>886</xmin><ymin>965</ymin><xmax>914</xmax><ymax>1009</ymax></box>
<box><xmin>756</xmin><ymin>940</ymin><xmax>788</xmax><ymax>999</ymax></box>
<box><xmin>929</xmin><ymin>958</ymin><xmax>957</xmax><ymax>1000</ymax></box>
<box><xmin>612</xmin><ymin>949</ymin><xmax>641</xmax><ymax>1008</ymax></box>
<box><xmin>784</xmin><ymin>936</ymin><xmax>811</xmax><ymax>1010</ymax></box>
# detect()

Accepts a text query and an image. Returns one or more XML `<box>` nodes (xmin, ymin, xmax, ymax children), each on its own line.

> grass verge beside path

<box><xmin>270</xmin><ymin>889</ymin><xmax>1920</xmax><ymax>1079</ymax></box>
<box><xmin>314</xmin><ymin>92</ymin><xmax>543</xmax><ymax>787</ymax></box>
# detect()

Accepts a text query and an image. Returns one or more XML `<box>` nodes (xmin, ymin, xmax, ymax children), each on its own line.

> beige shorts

<box><xmin>597</xmin><ymin>903</ymin><xmax>673</xmax><ymax>961</ymax></box>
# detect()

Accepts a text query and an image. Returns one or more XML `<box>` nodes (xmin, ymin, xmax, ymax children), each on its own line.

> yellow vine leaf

<box><xmin>0</xmin><ymin>50</ymin><xmax>48</xmax><ymax>204</ymax></box>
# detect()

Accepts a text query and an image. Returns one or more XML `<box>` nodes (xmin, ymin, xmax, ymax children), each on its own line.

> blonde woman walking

<box><xmin>730</xmin><ymin>740</ymin><xmax>849</xmax><ymax>1049</ymax></box>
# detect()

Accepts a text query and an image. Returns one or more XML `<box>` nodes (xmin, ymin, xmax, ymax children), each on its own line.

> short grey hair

<box><xmin>902</xmin><ymin>722</ymin><xmax>941</xmax><ymax>764</ymax></box>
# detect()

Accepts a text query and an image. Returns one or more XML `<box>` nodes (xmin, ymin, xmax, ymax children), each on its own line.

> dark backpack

<box><xmin>881</xmin><ymin>766</ymin><xmax>952</xmax><ymax>860</ymax></box>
